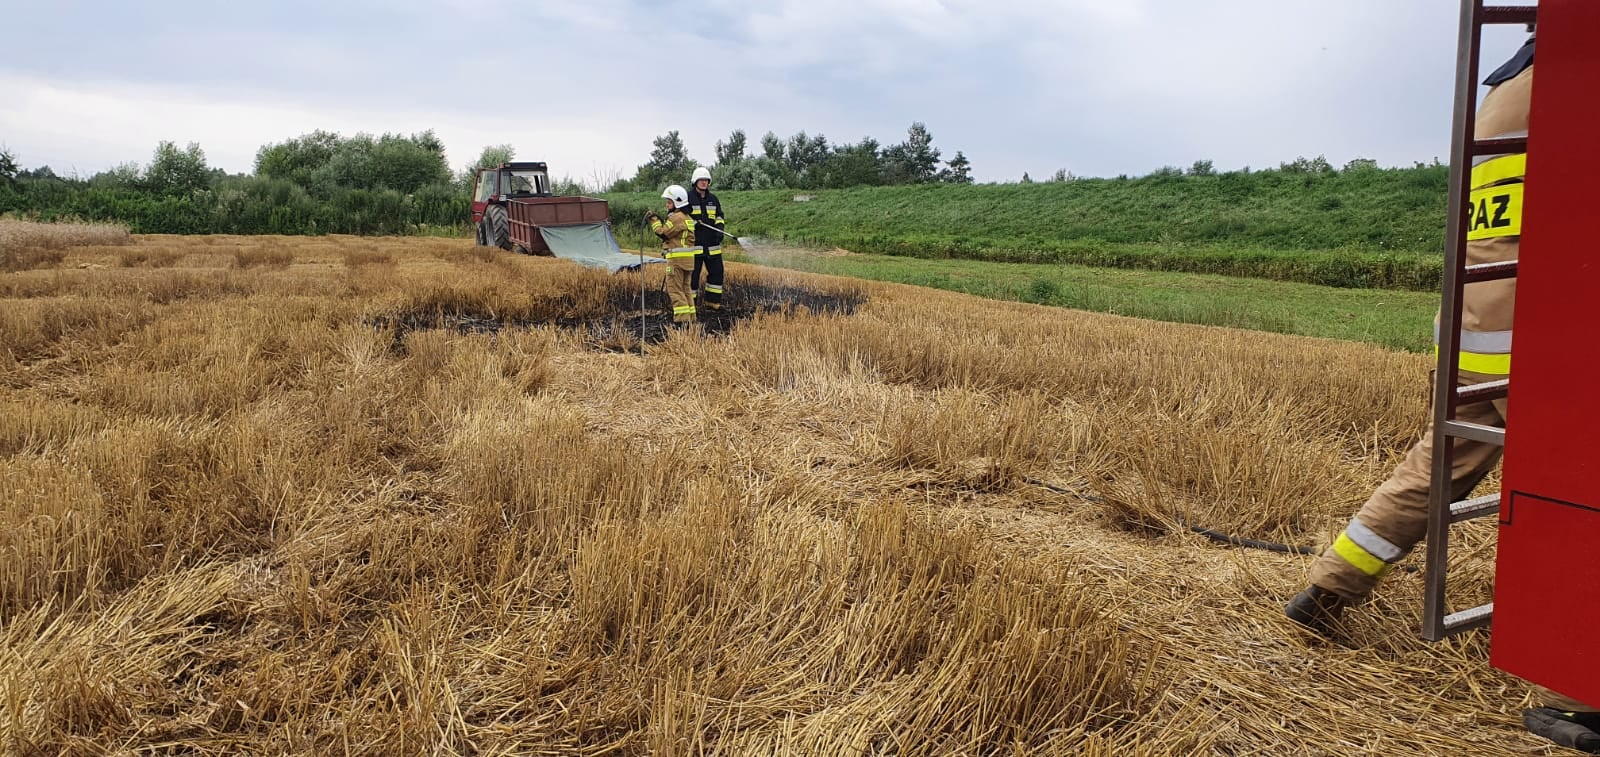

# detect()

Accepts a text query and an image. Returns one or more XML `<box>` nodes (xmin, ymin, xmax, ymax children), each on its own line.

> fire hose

<box><xmin>639</xmin><ymin>221</ymin><xmax>650</xmax><ymax>354</ymax></box>
<box><xmin>1024</xmin><ymin>475</ymin><xmax>1421</xmax><ymax>573</ymax></box>
<box><xmin>1024</xmin><ymin>477</ymin><xmax>1326</xmax><ymax>557</ymax></box>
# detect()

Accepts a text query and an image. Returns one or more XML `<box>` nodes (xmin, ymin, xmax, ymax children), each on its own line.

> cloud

<box><xmin>0</xmin><ymin>0</ymin><xmax>1536</xmax><ymax>183</ymax></box>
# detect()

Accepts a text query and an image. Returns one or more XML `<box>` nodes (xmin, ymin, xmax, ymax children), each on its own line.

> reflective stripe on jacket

<box><xmin>650</xmin><ymin>210</ymin><xmax>698</xmax><ymax>257</ymax></box>
<box><xmin>686</xmin><ymin>189</ymin><xmax>725</xmax><ymax>248</ymax></box>
<box><xmin>1434</xmin><ymin>62</ymin><xmax>1531</xmax><ymax>377</ymax></box>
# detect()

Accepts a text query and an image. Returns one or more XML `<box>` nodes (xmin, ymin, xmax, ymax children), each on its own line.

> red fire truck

<box><xmin>1423</xmin><ymin>0</ymin><xmax>1597</xmax><ymax>709</ymax></box>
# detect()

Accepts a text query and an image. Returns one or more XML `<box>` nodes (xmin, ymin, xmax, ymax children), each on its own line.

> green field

<box><xmin>729</xmin><ymin>247</ymin><xmax>1438</xmax><ymax>353</ymax></box>
<box><xmin>607</xmin><ymin>165</ymin><xmax>1450</xmax><ymax>291</ymax></box>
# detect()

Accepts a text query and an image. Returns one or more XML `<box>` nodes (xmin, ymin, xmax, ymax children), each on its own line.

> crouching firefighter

<box><xmin>646</xmin><ymin>184</ymin><xmax>698</xmax><ymax>324</ymax></box>
<box><xmin>686</xmin><ymin>166</ymin><xmax>727</xmax><ymax>311</ymax></box>
<box><xmin>1282</xmin><ymin>31</ymin><xmax>1600</xmax><ymax>754</ymax></box>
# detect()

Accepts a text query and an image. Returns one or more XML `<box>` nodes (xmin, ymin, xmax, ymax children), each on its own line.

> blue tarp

<box><xmin>538</xmin><ymin>223</ymin><xmax>664</xmax><ymax>274</ymax></box>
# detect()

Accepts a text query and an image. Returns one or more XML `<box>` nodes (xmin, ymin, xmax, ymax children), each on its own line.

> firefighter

<box><xmin>645</xmin><ymin>184</ymin><xmax>698</xmax><ymax>324</ymax></box>
<box><xmin>685</xmin><ymin>166</ymin><xmax>727</xmax><ymax>311</ymax></box>
<box><xmin>1282</xmin><ymin>33</ymin><xmax>1600</xmax><ymax>753</ymax></box>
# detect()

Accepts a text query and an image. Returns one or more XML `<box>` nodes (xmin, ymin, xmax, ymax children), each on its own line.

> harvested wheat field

<box><xmin>0</xmin><ymin>231</ymin><xmax>1547</xmax><ymax>755</ymax></box>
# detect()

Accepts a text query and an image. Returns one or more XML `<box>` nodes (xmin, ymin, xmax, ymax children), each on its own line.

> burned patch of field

<box><xmin>373</xmin><ymin>276</ymin><xmax>867</xmax><ymax>350</ymax></box>
<box><xmin>0</xmin><ymin>233</ymin><xmax>1545</xmax><ymax>755</ymax></box>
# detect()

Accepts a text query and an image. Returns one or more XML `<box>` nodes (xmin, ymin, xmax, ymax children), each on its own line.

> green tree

<box><xmin>714</xmin><ymin>130</ymin><xmax>748</xmax><ymax>167</ymax></box>
<box><xmin>718</xmin><ymin>132</ymin><xmax>795</xmax><ymax>188</ymax></box>
<box><xmin>1020</xmin><ymin>172</ymin><xmax>1033</xmax><ymax>184</ymax></box>
<box><xmin>784</xmin><ymin>131</ymin><xmax>830</xmax><ymax>187</ymax></box>
<box><xmin>1280</xmin><ymin>155</ymin><xmax>1334</xmax><ymax>174</ymax></box>
<box><xmin>255</xmin><ymin>130</ymin><xmax>341</xmax><ymax>187</ymax></box>
<box><xmin>1343</xmin><ymin>157</ymin><xmax>1379</xmax><ymax>172</ymax></box>
<box><xmin>634</xmin><ymin>130</ymin><xmax>698</xmax><ymax>190</ymax></box>
<box><xmin>814</xmin><ymin>138</ymin><xmax>883</xmax><ymax>189</ymax></box>
<box><xmin>0</xmin><ymin>146</ymin><xmax>17</xmax><ymax>184</ymax></box>
<box><xmin>144</xmin><ymin>141</ymin><xmax>211</xmax><ymax>195</ymax></box>
<box><xmin>939</xmin><ymin>151</ymin><xmax>973</xmax><ymax>184</ymax></box>
<box><xmin>367</xmin><ymin>131</ymin><xmax>450</xmax><ymax>193</ymax></box>
<box><xmin>716</xmin><ymin>157</ymin><xmax>788</xmax><ymax>190</ymax></box>
<box><xmin>1189</xmin><ymin>159</ymin><xmax>1216</xmax><ymax>176</ymax></box>
<box><xmin>882</xmin><ymin>122</ymin><xmax>942</xmax><ymax>184</ymax></box>
<box><xmin>471</xmin><ymin>144</ymin><xmax>515</xmax><ymax>171</ymax></box>
<box><xmin>760</xmin><ymin>131</ymin><xmax>786</xmax><ymax>162</ymax></box>
<box><xmin>315</xmin><ymin>133</ymin><xmax>377</xmax><ymax>191</ymax></box>
<box><xmin>457</xmin><ymin>144</ymin><xmax>515</xmax><ymax>190</ymax></box>
<box><xmin>309</xmin><ymin>131</ymin><xmax>450</xmax><ymax>194</ymax></box>
<box><xmin>90</xmin><ymin>162</ymin><xmax>142</xmax><ymax>188</ymax></box>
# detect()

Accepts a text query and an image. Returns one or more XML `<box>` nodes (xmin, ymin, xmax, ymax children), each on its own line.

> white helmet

<box><xmin>691</xmin><ymin>166</ymin><xmax>712</xmax><ymax>185</ymax></box>
<box><xmin>661</xmin><ymin>184</ymin><xmax>689</xmax><ymax>208</ymax></box>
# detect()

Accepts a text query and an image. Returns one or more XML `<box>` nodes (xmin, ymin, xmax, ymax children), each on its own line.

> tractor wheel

<box><xmin>484</xmin><ymin>204</ymin><xmax>511</xmax><ymax>251</ymax></box>
<box><xmin>474</xmin><ymin>221</ymin><xmax>487</xmax><ymax>246</ymax></box>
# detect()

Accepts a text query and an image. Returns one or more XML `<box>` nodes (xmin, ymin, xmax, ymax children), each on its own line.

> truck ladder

<box><xmin>1421</xmin><ymin>0</ymin><xmax>1538</xmax><ymax>642</ymax></box>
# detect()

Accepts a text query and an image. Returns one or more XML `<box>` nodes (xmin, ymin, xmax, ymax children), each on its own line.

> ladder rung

<box><xmin>1481</xmin><ymin>6</ymin><xmax>1537</xmax><ymax>26</ymax></box>
<box><xmin>1463</xmin><ymin>260</ymin><xmax>1518</xmax><ymax>284</ymax></box>
<box><xmin>1456</xmin><ymin>379</ymin><xmax>1508</xmax><ymax>404</ymax></box>
<box><xmin>1472</xmin><ymin>136</ymin><xmax>1528</xmax><ymax>156</ymax></box>
<box><xmin>1443</xmin><ymin>602</ymin><xmax>1495</xmax><ymax>633</ymax></box>
<box><xmin>1442</xmin><ymin>420</ymin><xmax>1505</xmax><ymax>445</ymax></box>
<box><xmin>1450</xmin><ymin>493</ymin><xmax>1501</xmax><ymax>523</ymax></box>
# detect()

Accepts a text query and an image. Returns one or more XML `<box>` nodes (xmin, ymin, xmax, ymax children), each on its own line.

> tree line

<box><xmin>0</xmin><ymin>132</ymin><xmax>517</xmax><ymax>236</ymax></box>
<box><xmin>611</xmin><ymin>122</ymin><xmax>973</xmax><ymax>194</ymax></box>
<box><xmin>0</xmin><ymin>128</ymin><xmax>1431</xmax><ymax>238</ymax></box>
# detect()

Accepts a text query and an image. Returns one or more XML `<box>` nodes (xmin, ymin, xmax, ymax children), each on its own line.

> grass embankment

<box><xmin>731</xmin><ymin>247</ymin><xmax>1438</xmax><ymax>353</ymax></box>
<box><xmin>607</xmin><ymin>165</ymin><xmax>1450</xmax><ymax>291</ymax></box>
<box><xmin>0</xmin><ymin>231</ymin><xmax>1548</xmax><ymax>754</ymax></box>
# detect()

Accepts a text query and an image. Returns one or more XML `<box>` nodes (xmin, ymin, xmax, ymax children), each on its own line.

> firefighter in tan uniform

<box><xmin>646</xmin><ymin>184</ymin><xmax>699</xmax><ymax>324</ymax></box>
<box><xmin>1284</xmin><ymin>34</ymin><xmax>1600</xmax><ymax>753</ymax></box>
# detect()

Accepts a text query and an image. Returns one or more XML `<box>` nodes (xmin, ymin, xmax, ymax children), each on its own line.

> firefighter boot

<box><xmin>1284</xmin><ymin>585</ymin><xmax>1347</xmax><ymax>636</ymax></box>
<box><xmin>1524</xmin><ymin>709</ymin><xmax>1600</xmax><ymax>754</ymax></box>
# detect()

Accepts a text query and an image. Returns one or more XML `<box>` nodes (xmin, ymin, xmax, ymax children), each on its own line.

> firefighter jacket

<box><xmin>650</xmin><ymin>209</ymin><xmax>698</xmax><ymax>258</ymax></box>
<box><xmin>1438</xmin><ymin>47</ymin><xmax>1532</xmax><ymax>377</ymax></box>
<box><xmin>686</xmin><ymin>188</ymin><xmax>726</xmax><ymax>249</ymax></box>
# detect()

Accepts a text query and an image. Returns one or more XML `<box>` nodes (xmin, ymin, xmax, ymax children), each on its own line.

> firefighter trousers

<box><xmin>1311</xmin><ymin>371</ymin><xmax>1506</xmax><ymax>599</ymax></box>
<box><xmin>691</xmin><ymin>249</ymin><xmax>724</xmax><ymax>310</ymax></box>
<box><xmin>665</xmin><ymin>257</ymin><xmax>696</xmax><ymax>323</ymax></box>
<box><xmin>1306</xmin><ymin>372</ymin><xmax>1593</xmax><ymax>712</ymax></box>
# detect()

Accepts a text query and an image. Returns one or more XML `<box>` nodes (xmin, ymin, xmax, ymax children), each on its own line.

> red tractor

<box><xmin>470</xmin><ymin>161</ymin><xmax>611</xmax><ymax>255</ymax></box>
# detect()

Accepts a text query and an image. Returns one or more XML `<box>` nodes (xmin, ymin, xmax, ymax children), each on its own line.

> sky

<box><xmin>0</xmin><ymin>0</ymin><xmax>1534</xmax><ymax>185</ymax></box>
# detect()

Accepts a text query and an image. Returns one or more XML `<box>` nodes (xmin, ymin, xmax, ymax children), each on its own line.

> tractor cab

<box><xmin>472</xmin><ymin>162</ymin><xmax>550</xmax><ymax>209</ymax></box>
<box><xmin>472</xmin><ymin>161</ymin><xmax>553</xmax><ymax>249</ymax></box>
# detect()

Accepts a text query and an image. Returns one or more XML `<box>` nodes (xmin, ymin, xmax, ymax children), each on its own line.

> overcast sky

<box><xmin>0</xmin><ymin>0</ymin><xmax>1533</xmax><ymax>184</ymax></box>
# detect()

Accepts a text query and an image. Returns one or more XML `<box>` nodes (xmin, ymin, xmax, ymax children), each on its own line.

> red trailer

<box><xmin>505</xmin><ymin>195</ymin><xmax>611</xmax><ymax>255</ymax></box>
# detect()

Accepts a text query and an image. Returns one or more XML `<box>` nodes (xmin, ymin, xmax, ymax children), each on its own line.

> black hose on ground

<box><xmin>1022</xmin><ymin>477</ymin><xmax>1322</xmax><ymax>556</ymax></box>
<box><xmin>640</xmin><ymin>218</ymin><xmax>651</xmax><ymax>354</ymax></box>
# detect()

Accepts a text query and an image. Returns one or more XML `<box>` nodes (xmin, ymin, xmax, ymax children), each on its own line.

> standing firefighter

<box><xmin>646</xmin><ymin>185</ymin><xmax>698</xmax><ymax>324</ymax></box>
<box><xmin>686</xmin><ymin>166</ymin><xmax>727</xmax><ymax>311</ymax></box>
<box><xmin>1283</xmin><ymin>33</ymin><xmax>1600</xmax><ymax>753</ymax></box>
